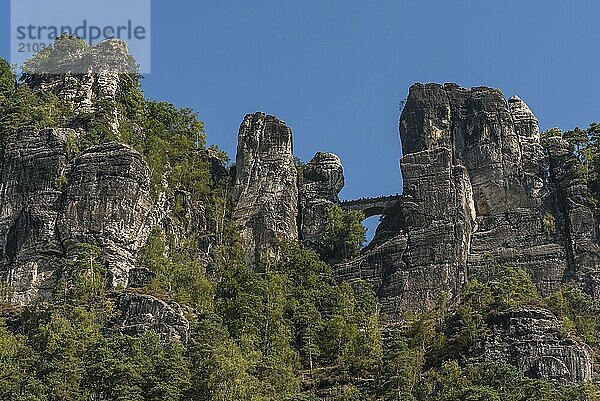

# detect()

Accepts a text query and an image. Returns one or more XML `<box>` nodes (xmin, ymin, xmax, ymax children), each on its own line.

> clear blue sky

<box><xmin>1</xmin><ymin>1</ymin><xmax>598</xmax><ymax>203</ymax></box>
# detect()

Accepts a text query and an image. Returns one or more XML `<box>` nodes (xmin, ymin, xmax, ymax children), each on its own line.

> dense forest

<box><xmin>0</xmin><ymin>38</ymin><xmax>599</xmax><ymax>400</ymax></box>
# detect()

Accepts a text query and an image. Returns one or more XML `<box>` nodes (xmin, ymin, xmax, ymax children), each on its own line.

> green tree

<box><xmin>0</xmin><ymin>58</ymin><xmax>14</xmax><ymax>104</ymax></box>
<box><xmin>275</xmin><ymin>243</ymin><xmax>333</xmax><ymax>370</ymax></box>
<box><xmin>128</xmin><ymin>101</ymin><xmax>210</xmax><ymax>198</ymax></box>
<box><xmin>59</xmin><ymin>243</ymin><xmax>105</xmax><ymax>305</ymax></box>
<box><xmin>380</xmin><ymin>331</ymin><xmax>423</xmax><ymax>401</ymax></box>
<box><xmin>259</xmin><ymin>273</ymin><xmax>301</xmax><ymax>398</ymax></box>
<box><xmin>473</xmin><ymin>258</ymin><xmax>540</xmax><ymax>311</ymax></box>
<box><xmin>34</xmin><ymin>307</ymin><xmax>101</xmax><ymax>401</ymax></box>
<box><xmin>460</xmin><ymin>386</ymin><xmax>499</xmax><ymax>401</ymax></box>
<box><xmin>545</xmin><ymin>284</ymin><xmax>600</xmax><ymax>345</ymax></box>
<box><xmin>323</xmin><ymin>280</ymin><xmax>382</xmax><ymax>374</ymax></box>
<box><xmin>139</xmin><ymin>227</ymin><xmax>214</xmax><ymax>312</ymax></box>
<box><xmin>0</xmin><ymin>319</ymin><xmax>46</xmax><ymax>400</ymax></box>
<box><xmin>83</xmin><ymin>335</ymin><xmax>145</xmax><ymax>401</ymax></box>
<box><xmin>321</xmin><ymin>204</ymin><xmax>366</xmax><ymax>263</ymax></box>
<box><xmin>186</xmin><ymin>314</ymin><xmax>262</xmax><ymax>401</ymax></box>
<box><xmin>0</xmin><ymin>83</ymin><xmax>73</xmax><ymax>137</ymax></box>
<box><xmin>140</xmin><ymin>334</ymin><xmax>191</xmax><ymax>401</ymax></box>
<box><xmin>558</xmin><ymin>382</ymin><xmax>600</xmax><ymax>401</ymax></box>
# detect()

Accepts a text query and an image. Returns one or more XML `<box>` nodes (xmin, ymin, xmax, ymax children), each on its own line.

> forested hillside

<box><xmin>0</xmin><ymin>37</ymin><xmax>599</xmax><ymax>401</ymax></box>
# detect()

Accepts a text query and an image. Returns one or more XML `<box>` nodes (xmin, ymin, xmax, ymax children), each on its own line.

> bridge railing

<box><xmin>339</xmin><ymin>193</ymin><xmax>402</xmax><ymax>206</ymax></box>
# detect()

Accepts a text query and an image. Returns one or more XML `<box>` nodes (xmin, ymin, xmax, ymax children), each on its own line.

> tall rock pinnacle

<box><xmin>232</xmin><ymin>112</ymin><xmax>299</xmax><ymax>266</ymax></box>
<box><xmin>299</xmin><ymin>152</ymin><xmax>345</xmax><ymax>251</ymax></box>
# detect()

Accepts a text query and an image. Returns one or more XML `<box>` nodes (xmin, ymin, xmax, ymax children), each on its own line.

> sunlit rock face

<box><xmin>25</xmin><ymin>39</ymin><xmax>135</xmax><ymax>134</ymax></box>
<box><xmin>334</xmin><ymin>82</ymin><xmax>599</xmax><ymax>383</ymax></box>
<box><xmin>113</xmin><ymin>292</ymin><xmax>191</xmax><ymax>343</ymax></box>
<box><xmin>232</xmin><ymin>112</ymin><xmax>299</xmax><ymax>267</ymax></box>
<box><xmin>57</xmin><ymin>142</ymin><xmax>153</xmax><ymax>288</ymax></box>
<box><xmin>0</xmin><ymin>127</ymin><xmax>71</xmax><ymax>304</ymax></box>
<box><xmin>546</xmin><ymin>136</ymin><xmax>600</xmax><ymax>298</ymax></box>
<box><xmin>0</xmin><ymin>40</ymin><xmax>207</xmax><ymax>340</ymax></box>
<box><xmin>0</xmin><ymin>129</ymin><xmax>152</xmax><ymax>303</ymax></box>
<box><xmin>337</xmin><ymin>83</ymin><xmax>598</xmax><ymax>320</ymax></box>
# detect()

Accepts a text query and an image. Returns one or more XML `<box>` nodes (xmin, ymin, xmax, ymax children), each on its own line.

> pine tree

<box><xmin>380</xmin><ymin>331</ymin><xmax>423</xmax><ymax>401</ymax></box>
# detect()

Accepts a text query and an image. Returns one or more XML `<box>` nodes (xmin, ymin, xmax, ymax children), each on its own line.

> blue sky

<box><xmin>1</xmin><ymin>0</ymin><xmax>599</xmax><ymax>236</ymax></box>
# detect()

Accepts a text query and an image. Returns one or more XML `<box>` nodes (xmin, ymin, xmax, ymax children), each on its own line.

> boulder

<box><xmin>113</xmin><ymin>292</ymin><xmax>190</xmax><ymax>343</ymax></box>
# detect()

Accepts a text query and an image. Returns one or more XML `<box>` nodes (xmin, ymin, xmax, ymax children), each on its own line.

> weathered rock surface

<box><xmin>0</xmin><ymin>40</ymin><xmax>202</xmax><ymax>340</ymax></box>
<box><xmin>232</xmin><ymin>112</ymin><xmax>299</xmax><ymax>266</ymax></box>
<box><xmin>0</xmin><ymin>129</ymin><xmax>154</xmax><ymax>302</ymax></box>
<box><xmin>26</xmin><ymin>39</ymin><xmax>136</xmax><ymax>136</ymax></box>
<box><xmin>113</xmin><ymin>292</ymin><xmax>190</xmax><ymax>343</ymax></box>
<box><xmin>335</xmin><ymin>82</ymin><xmax>600</xmax><ymax>383</ymax></box>
<box><xmin>0</xmin><ymin>127</ymin><xmax>71</xmax><ymax>303</ymax></box>
<box><xmin>300</xmin><ymin>152</ymin><xmax>345</xmax><ymax>251</ymax></box>
<box><xmin>27</xmin><ymin>40</ymin><xmax>132</xmax><ymax>110</ymax></box>
<box><xmin>546</xmin><ymin>137</ymin><xmax>600</xmax><ymax>298</ymax></box>
<box><xmin>57</xmin><ymin>142</ymin><xmax>153</xmax><ymax>288</ymax></box>
<box><xmin>470</xmin><ymin>307</ymin><xmax>593</xmax><ymax>384</ymax></box>
<box><xmin>337</xmin><ymin>83</ymin><xmax>596</xmax><ymax>318</ymax></box>
<box><xmin>337</xmin><ymin>146</ymin><xmax>475</xmax><ymax>316</ymax></box>
<box><xmin>128</xmin><ymin>268</ymin><xmax>156</xmax><ymax>288</ymax></box>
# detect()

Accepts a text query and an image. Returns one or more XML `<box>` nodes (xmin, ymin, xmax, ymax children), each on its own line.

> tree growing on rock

<box><xmin>321</xmin><ymin>204</ymin><xmax>366</xmax><ymax>264</ymax></box>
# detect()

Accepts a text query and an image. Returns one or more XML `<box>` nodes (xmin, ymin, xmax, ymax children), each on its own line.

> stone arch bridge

<box><xmin>339</xmin><ymin>194</ymin><xmax>403</xmax><ymax>218</ymax></box>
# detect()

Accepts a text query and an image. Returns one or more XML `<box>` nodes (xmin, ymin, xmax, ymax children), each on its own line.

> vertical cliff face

<box><xmin>232</xmin><ymin>112</ymin><xmax>299</xmax><ymax>266</ymax></box>
<box><xmin>231</xmin><ymin>117</ymin><xmax>347</xmax><ymax>262</ymax></box>
<box><xmin>299</xmin><ymin>152</ymin><xmax>345</xmax><ymax>251</ymax></box>
<box><xmin>0</xmin><ymin>128</ymin><xmax>71</xmax><ymax>303</ymax></box>
<box><xmin>57</xmin><ymin>142</ymin><xmax>153</xmax><ymax>288</ymax></box>
<box><xmin>546</xmin><ymin>137</ymin><xmax>600</xmax><ymax>297</ymax></box>
<box><xmin>338</xmin><ymin>83</ymin><xmax>599</xmax><ymax>319</ymax></box>
<box><xmin>0</xmin><ymin>128</ymin><xmax>153</xmax><ymax>303</ymax></box>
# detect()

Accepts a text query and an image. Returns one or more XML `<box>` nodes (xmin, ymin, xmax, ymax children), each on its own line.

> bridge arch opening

<box><xmin>340</xmin><ymin>194</ymin><xmax>402</xmax><ymax>247</ymax></box>
<box><xmin>361</xmin><ymin>206</ymin><xmax>386</xmax><ymax>219</ymax></box>
<box><xmin>362</xmin><ymin>214</ymin><xmax>383</xmax><ymax>246</ymax></box>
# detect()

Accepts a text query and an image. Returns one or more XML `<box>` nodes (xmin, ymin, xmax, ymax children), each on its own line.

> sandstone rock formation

<box><xmin>2</xmin><ymin>57</ymin><xmax>598</xmax><ymax>384</ymax></box>
<box><xmin>232</xmin><ymin>112</ymin><xmax>299</xmax><ymax>266</ymax></box>
<box><xmin>0</xmin><ymin>129</ymin><xmax>153</xmax><ymax>302</ymax></box>
<box><xmin>337</xmin><ymin>83</ymin><xmax>599</xmax><ymax>320</ymax></box>
<box><xmin>469</xmin><ymin>307</ymin><xmax>593</xmax><ymax>384</ymax></box>
<box><xmin>0</xmin><ymin>40</ymin><xmax>198</xmax><ymax>341</ymax></box>
<box><xmin>57</xmin><ymin>142</ymin><xmax>153</xmax><ymax>288</ymax></box>
<box><xmin>546</xmin><ymin>137</ymin><xmax>600</xmax><ymax>298</ymax></box>
<box><xmin>299</xmin><ymin>152</ymin><xmax>345</xmax><ymax>251</ymax></box>
<box><xmin>334</xmin><ymin>82</ymin><xmax>600</xmax><ymax>384</ymax></box>
<box><xmin>25</xmin><ymin>39</ymin><xmax>135</xmax><ymax>135</ymax></box>
<box><xmin>0</xmin><ymin>127</ymin><xmax>71</xmax><ymax>304</ymax></box>
<box><xmin>0</xmin><ymin>132</ymin><xmax>193</xmax><ymax>342</ymax></box>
